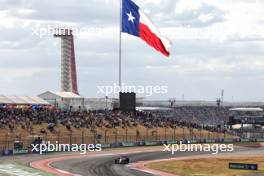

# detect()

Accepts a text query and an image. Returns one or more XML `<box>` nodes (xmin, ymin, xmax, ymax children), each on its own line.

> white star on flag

<box><xmin>127</xmin><ymin>12</ymin><xmax>135</xmax><ymax>23</ymax></box>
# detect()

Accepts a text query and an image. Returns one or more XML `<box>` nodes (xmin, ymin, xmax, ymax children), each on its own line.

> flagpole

<box><xmin>119</xmin><ymin>0</ymin><xmax>122</xmax><ymax>87</ymax></box>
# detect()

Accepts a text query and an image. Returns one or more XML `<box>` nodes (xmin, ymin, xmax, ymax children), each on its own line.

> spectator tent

<box><xmin>38</xmin><ymin>91</ymin><xmax>84</xmax><ymax>110</ymax></box>
<box><xmin>0</xmin><ymin>95</ymin><xmax>50</xmax><ymax>107</ymax></box>
<box><xmin>38</xmin><ymin>91</ymin><xmax>114</xmax><ymax>111</ymax></box>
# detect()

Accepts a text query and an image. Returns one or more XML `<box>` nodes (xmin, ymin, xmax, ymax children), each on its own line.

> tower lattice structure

<box><xmin>54</xmin><ymin>29</ymin><xmax>79</xmax><ymax>95</ymax></box>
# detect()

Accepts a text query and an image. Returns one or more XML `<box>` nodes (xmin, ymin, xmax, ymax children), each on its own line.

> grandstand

<box><xmin>1</xmin><ymin>97</ymin><xmax>264</xmax><ymax>154</ymax></box>
<box><xmin>228</xmin><ymin>107</ymin><xmax>264</xmax><ymax>138</ymax></box>
<box><xmin>142</xmin><ymin>100</ymin><xmax>264</xmax><ymax>107</ymax></box>
<box><xmin>0</xmin><ymin>105</ymin><xmax>235</xmax><ymax>153</ymax></box>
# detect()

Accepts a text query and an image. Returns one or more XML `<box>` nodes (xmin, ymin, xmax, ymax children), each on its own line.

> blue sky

<box><xmin>0</xmin><ymin>0</ymin><xmax>264</xmax><ymax>101</ymax></box>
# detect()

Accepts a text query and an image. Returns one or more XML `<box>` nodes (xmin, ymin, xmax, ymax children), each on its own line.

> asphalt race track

<box><xmin>51</xmin><ymin>146</ymin><xmax>264</xmax><ymax>176</ymax></box>
<box><xmin>52</xmin><ymin>150</ymin><xmax>188</xmax><ymax>176</ymax></box>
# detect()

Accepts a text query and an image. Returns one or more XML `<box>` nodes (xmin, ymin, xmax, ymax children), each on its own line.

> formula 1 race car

<box><xmin>114</xmin><ymin>156</ymin><xmax>130</xmax><ymax>164</ymax></box>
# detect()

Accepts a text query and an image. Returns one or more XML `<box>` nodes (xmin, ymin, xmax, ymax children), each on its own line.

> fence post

<box><xmin>104</xmin><ymin>130</ymin><xmax>108</xmax><ymax>144</ymax></box>
<box><xmin>173</xmin><ymin>127</ymin><xmax>176</xmax><ymax>141</ymax></box>
<box><xmin>93</xmin><ymin>131</ymin><xmax>96</xmax><ymax>144</ymax></box>
<box><xmin>57</xmin><ymin>132</ymin><xmax>60</xmax><ymax>144</ymax></box>
<box><xmin>70</xmin><ymin>131</ymin><xmax>72</xmax><ymax>146</ymax></box>
<box><xmin>189</xmin><ymin>127</ymin><xmax>192</xmax><ymax>140</ymax></box>
<box><xmin>81</xmin><ymin>131</ymin><xmax>84</xmax><ymax>144</ymax></box>
<box><xmin>200</xmin><ymin>127</ymin><xmax>202</xmax><ymax>140</ymax></box>
<box><xmin>182</xmin><ymin>127</ymin><xmax>185</xmax><ymax>139</ymax></box>
<box><xmin>190</xmin><ymin>129</ymin><xmax>193</xmax><ymax>140</ymax></box>
<box><xmin>165</xmin><ymin>128</ymin><xmax>167</xmax><ymax>141</ymax></box>
<box><xmin>45</xmin><ymin>133</ymin><xmax>48</xmax><ymax>144</ymax></box>
<box><xmin>136</xmin><ymin>129</ymin><xmax>140</xmax><ymax>142</ymax></box>
<box><xmin>5</xmin><ymin>133</ymin><xmax>8</xmax><ymax>150</ymax></box>
<box><xmin>114</xmin><ymin>129</ymin><xmax>118</xmax><ymax>144</ymax></box>
<box><xmin>125</xmin><ymin>128</ymin><xmax>128</xmax><ymax>142</ymax></box>
<box><xmin>146</xmin><ymin>128</ymin><xmax>149</xmax><ymax>141</ymax></box>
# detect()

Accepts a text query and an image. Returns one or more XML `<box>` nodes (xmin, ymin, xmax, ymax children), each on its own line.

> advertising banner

<box><xmin>13</xmin><ymin>149</ymin><xmax>28</xmax><ymax>155</ymax></box>
<box><xmin>2</xmin><ymin>149</ymin><xmax>13</xmax><ymax>156</ymax></box>
<box><xmin>122</xmin><ymin>142</ymin><xmax>135</xmax><ymax>147</ymax></box>
<box><xmin>145</xmin><ymin>141</ymin><xmax>158</xmax><ymax>146</ymax></box>
<box><xmin>101</xmin><ymin>144</ymin><xmax>111</xmax><ymax>148</ymax></box>
<box><xmin>229</xmin><ymin>163</ymin><xmax>258</xmax><ymax>171</ymax></box>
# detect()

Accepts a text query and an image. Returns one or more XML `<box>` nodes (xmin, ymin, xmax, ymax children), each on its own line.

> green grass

<box><xmin>147</xmin><ymin>157</ymin><xmax>264</xmax><ymax>176</ymax></box>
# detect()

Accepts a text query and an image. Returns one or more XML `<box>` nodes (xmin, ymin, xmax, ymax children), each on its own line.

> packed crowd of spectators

<box><xmin>172</xmin><ymin>106</ymin><xmax>230</xmax><ymax>125</ymax></box>
<box><xmin>0</xmin><ymin>106</ymin><xmax>261</xmax><ymax>134</ymax></box>
<box><xmin>0</xmin><ymin>108</ymin><xmax>139</xmax><ymax>133</ymax></box>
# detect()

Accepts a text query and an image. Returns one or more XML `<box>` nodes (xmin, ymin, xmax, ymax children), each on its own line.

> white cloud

<box><xmin>175</xmin><ymin>0</ymin><xmax>202</xmax><ymax>14</ymax></box>
<box><xmin>0</xmin><ymin>0</ymin><xmax>263</xmax><ymax>101</ymax></box>
<box><xmin>198</xmin><ymin>14</ymin><xmax>214</xmax><ymax>23</ymax></box>
<box><xmin>0</xmin><ymin>68</ymin><xmax>49</xmax><ymax>81</ymax></box>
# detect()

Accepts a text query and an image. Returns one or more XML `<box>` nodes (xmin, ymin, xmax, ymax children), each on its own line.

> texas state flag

<box><xmin>122</xmin><ymin>0</ymin><xmax>171</xmax><ymax>57</ymax></box>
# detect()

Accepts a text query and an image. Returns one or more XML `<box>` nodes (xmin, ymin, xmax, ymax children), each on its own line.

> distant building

<box><xmin>84</xmin><ymin>98</ymin><xmax>113</xmax><ymax>111</ymax></box>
